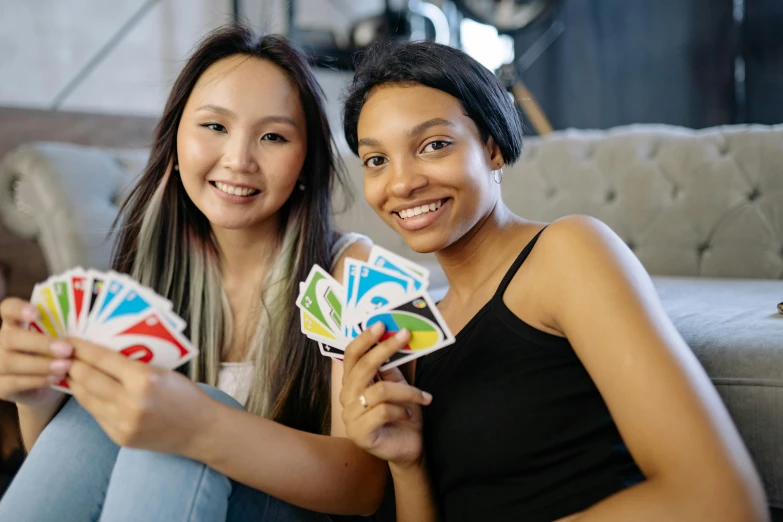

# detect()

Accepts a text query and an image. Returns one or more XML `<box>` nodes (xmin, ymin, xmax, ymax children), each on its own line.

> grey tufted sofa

<box><xmin>1</xmin><ymin>124</ymin><xmax>781</xmax><ymax>515</ymax></box>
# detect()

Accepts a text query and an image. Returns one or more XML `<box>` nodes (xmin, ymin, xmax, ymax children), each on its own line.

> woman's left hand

<box><xmin>65</xmin><ymin>337</ymin><xmax>213</xmax><ymax>455</ymax></box>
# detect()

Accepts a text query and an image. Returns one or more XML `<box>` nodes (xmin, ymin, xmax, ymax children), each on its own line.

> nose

<box><xmin>222</xmin><ymin>133</ymin><xmax>259</xmax><ymax>174</ymax></box>
<box><xmin>387</xmin><ymin>157</ymin><xmax>428</xmax><ymax>198</ymax></box>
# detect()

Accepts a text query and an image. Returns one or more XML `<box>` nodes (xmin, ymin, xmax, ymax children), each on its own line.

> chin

<box><xmin>205</xmin><ymin>213</ymin><xmax>267</xmax><ymax>231</ymax></box>
<box><xmin>399</xmin><ymin>231</ymin><xmax>451</xmax><ymax>255</ymax></box>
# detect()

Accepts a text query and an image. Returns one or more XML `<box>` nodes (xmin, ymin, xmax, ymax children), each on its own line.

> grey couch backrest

<box><xmin>1</xmin><ymin>124</ymin><xmax>781</xmax><ymax>278</ymax></box>
<box><xmin>337</xmin><ymin>124</ymin><xmax>783</xmax><ymax>279</ymax></box>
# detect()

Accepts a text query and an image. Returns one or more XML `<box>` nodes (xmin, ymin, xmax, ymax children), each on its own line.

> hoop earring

<box><xmin>493</xmin><ymin>167</ymin><xmax>503</xmax><ymax>184</ymax></box>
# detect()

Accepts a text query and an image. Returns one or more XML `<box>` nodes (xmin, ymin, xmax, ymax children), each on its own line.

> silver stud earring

<box><xmin>173</xmin><ymin>163</ymin><xmax>179</xmax><ymax>172</ymax></box>
<box><xmin>298</xmin><ymin>182</ymin><xmax>306</xmax><ymax>191</ymax></box>
<box><xmin>493</xmin><ymin>167</ymin><xmax>503</xmax><ymax>184</ymax></box>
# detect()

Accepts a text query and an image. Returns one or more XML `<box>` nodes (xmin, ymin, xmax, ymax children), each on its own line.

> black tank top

<box><xmin>416</xmin><ymin>228</ymin><xmax>645</xmax><ymax>522</ymax></box>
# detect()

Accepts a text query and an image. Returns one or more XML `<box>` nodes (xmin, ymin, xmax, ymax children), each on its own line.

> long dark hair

<box><xmin>342</xmin><ymin>41</ymin><xmax>524</xmax><ymax>164</ymax></box>
<box><xmin>112</xmin><ymin>25</ymin><xmax>344</xmax><ymax>434</ymax></box>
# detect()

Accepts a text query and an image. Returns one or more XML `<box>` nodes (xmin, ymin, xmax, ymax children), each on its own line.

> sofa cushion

<box><xmin>654</xmin><ymin>276</ymin><xmax>783</xmax><ymax>507</ymax></box>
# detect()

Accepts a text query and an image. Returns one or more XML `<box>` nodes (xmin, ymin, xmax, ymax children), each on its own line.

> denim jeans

<box><xmin>0</xmin><ymin>384</ymin><xmax>332</xmax><ymax>522</ymax></box>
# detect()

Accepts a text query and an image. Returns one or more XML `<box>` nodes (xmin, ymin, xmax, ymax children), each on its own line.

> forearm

<box><xmin>571</xmin><ymin>477</ymin><xmax>769</xmax><ymax>522</ymax></box>
<box><xmin>16</xmin><ymin>397</ymin><xmax>67</xmax><ymax>452</ymax></box>
<box><xmin>390</xmin><ymin>461</ymin><xmax>438</xmax><ymax>522</ymax></box>
<box><xmin>185</xmin><ymin>401</ymin><xmax>387</xmax><ymax>516</ymax></box>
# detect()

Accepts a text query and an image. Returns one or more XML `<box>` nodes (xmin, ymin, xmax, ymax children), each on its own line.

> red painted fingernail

<box><xmin>50</xmin><ymin>341</ymin><xmax>73</xmax><ymax>358</ymax></box>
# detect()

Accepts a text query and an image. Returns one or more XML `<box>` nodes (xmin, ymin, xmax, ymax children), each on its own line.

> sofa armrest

<box><xmin>0</xmin><ymin>142</ymin><xmax>143</xmax><ymax>274</ymax></box>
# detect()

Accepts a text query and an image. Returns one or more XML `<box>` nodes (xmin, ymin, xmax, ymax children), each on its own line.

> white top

<box><xmin>217</xmin><ymin>361</ymin><xmax>254</xmax><ymax>405</ymax></box>
<box><xmin>215</xmin><ymin>233</ymin><xmax>369</xmax><ymax>404</ymax></box>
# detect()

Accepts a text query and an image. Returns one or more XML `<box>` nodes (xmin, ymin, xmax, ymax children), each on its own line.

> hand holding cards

<box><xmin>297</xmin><ymin>245</ymin><xmax>454</xmax><ymax>370</ymax></box>
<box><xmin>27</xmin><ymin>268</ymin><xmax>198</xmax><ymax>393</ymax></box>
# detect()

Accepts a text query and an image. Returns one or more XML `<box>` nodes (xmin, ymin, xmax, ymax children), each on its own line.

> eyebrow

<box><xmin>196</xmin><ymin>105</ymin><xmax>297</xmax><ymax>126</ymax></box>
<box><xmin>408</xmin><ymin>118</ymin><xmax>456</xmax><ymax>137</ymax></box>
<box><xmin>197</xmin><ymin>105</ymin><xmax>236</xmax><ymax>118</ymax></box>
<box><xmin>358</xmin><ymin>118</ymin><xmax>456</xmax><ymax>149</ymax></box>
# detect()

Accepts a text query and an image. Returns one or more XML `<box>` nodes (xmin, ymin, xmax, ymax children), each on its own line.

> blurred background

<box><xmin>0</xmin><ymin>0</ymin><xmax>781</xmax><ymax>496</ymax></box>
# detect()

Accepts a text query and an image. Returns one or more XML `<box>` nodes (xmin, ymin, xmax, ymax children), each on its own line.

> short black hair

<box><xmin>342</xmin><ymin>41</ymin><xmax>524</xmax><ymax>164</ymax></box>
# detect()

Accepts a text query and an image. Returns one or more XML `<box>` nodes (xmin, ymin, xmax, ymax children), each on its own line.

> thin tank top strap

<box><xmin>493</xmin><ymin>226</ymin><xmax>548</xmax><ymax>299</ymax></box>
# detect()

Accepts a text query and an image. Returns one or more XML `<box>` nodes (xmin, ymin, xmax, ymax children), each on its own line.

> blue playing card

<box><xmin>83</xmin><ymin>274</ymin><xmax>127</xmax><ymax>332</ymax></box>
<box><xmin>344</xmin><ymin>259</ymin><xmax>415</xmax><ymax>339</ymax></box>
<box><xmin>101</xmin><ymin>288</ymin><xmax>154</xmax><ymax>322</ymax></box>
<box><xmin>371</xmin><ymin>256</ymin><xmax>426</xmax><ymax>291</ymax></box>
<box><xmin>96</xmin><ymin>284</ymin><xmax>184</xmax><ymax>332</ymax></box>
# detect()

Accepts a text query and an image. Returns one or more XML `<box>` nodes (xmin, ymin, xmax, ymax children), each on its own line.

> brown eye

<box><xmin>201</xmin><ymin>123</ymin><xmax>226</xmax><ymax>133</ymax></box>
<box><xmin>262</xmin><ymin>133</ymin><xmax>288</xmax><ymax>142</ymax></box>
<box><xmin>423</xmin><ymin>140</ymin><xmax>450</xmax><ymax>152</ymax></box>
<box><xmin>364</xmin><ymin>156</ymin><xmax>387</xmax><ymax>168</ymax></box>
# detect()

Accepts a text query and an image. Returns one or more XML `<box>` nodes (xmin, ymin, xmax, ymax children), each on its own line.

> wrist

<box><xmin>16</xmin><ymin>395</ymin><xmax>65</xmax><ymax>421</ymax></box>
<box><xmin>180</xmin><ymin>392</ymin><xmax>224</xmax><ymax>463</ymax></box>
<box><xmin>389</xmin><ymin>456</ymin><xmax>427</xmax><ymax>480</ymax></box>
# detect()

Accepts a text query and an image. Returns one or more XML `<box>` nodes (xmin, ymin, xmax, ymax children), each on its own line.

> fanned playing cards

<box><xmin>297</xmin><ymin>245</ymin><xmax>454</xmax><ymax>370</ymax></box>
<box><xmin>26</xmin><ymin>268</ymin><xmax>198</xmax><ymax>393</ymax></box>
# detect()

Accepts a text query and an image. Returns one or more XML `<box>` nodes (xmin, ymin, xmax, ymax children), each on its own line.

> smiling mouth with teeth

<box><xmin>395</xmin><ymin>199</ymin><xmax>446</xmax><ymax>219</ymax></box>
<box><xmin>211</xmin><ymin>181</ymin><xmax>260</xmax><ymax>197</ymax></box>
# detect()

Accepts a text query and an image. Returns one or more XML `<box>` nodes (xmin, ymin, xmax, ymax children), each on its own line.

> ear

<box><xmin>485</xmin><ymin>135</ymin><xmax>505</xmax><ymax>170</ymax></box>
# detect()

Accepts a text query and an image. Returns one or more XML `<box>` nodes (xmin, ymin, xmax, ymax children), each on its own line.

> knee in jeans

<box><xmin>196</xmin><ymin>383</ymin><xmax>244</xmax><ymax>411</ymax></box>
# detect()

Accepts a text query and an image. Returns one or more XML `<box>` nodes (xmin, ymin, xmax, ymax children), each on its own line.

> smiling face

<box><xmin>357</xmin><ymin>84</ymin><xmax>503</xmax><ymax>253</ymax></box>
<box><xmin>176</xmin><ymin>55</ymin><xmax>307</xmax><ymax>233</ymax></box>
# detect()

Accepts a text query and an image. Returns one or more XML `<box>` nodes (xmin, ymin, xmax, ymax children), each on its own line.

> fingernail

<box><xmin>50</xmin><ymin>341</ymin><xmax>73</xmax><ymax>358</ymax></box>
<box><xmin>394</xmin><ymin>328</ymin><xmax>410</xmax><ymax>341</ymax></box>
<box><xmin>46</xmin><ymin>375</ymin><xmax>60</xmax><ymax>384</ymax></box>
<box><xmin>21</xmin><ymin>305</ymin><xmax>39</xmax><ymax>323</ymax></box>
<box><xmin>371</xmin><ymin>322</ymin><xmax>384</xmax><ymax>334</ymax></box>
<box><xmin>422</xmin><ymin>391</ymin><xmax>433</xmax><ymax>403</ymax></box>
<box><xmin>49</xmin><ymin>359</ymin><xmax>72</xmax><ymax>374</ymax></box>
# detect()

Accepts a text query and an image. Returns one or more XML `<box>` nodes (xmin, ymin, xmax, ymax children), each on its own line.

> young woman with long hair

<box><xmin>0</xmin><ymin>25</ymin><xmax>388</xmax><ymax>521</ymax></box>
<box><xmin>338</xmin><ymin>41</ymin><xmax>769</xmax><ymax>522</ymax></box>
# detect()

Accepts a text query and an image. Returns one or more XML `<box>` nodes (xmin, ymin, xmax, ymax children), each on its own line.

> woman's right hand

<box><xmin>0</xmin><ymin>298</ymin><xmax>70</xmax><ymax>408</ymax></box>
<box><xmin>340</xmin><ymin>323</ymin><xmax>433</xmax><ymax>468</ymax></box>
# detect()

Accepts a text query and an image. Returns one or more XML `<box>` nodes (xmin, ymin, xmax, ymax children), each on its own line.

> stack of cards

<box><xmin>26</xmin><ymin>268</ymin><xmax>199</xmax><ymax>393</ymax></box>
<box><xmin>297</xmin><ymin>245</ymin><xmax>454</xmax><ymax>371</ymax></box>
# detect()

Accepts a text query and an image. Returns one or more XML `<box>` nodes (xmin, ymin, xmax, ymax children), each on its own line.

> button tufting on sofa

<box><xmin>605</xmin><ymin>190</ymin><xmax>616</xmax><ymax>203</ymax></box>
<box><xmin>747</xmin><ymin>187</ymin><xmax>761</xmax><ymax>201</ymax></box>
<box><xmin>646</xmin><ymin>141</ymin><xmax>660</xmax><ymax>159</ymax></box>
<box><xmin>717</xmin><ymin>137</ymin><xmax>730</xmax><ymax>156</ymax></box>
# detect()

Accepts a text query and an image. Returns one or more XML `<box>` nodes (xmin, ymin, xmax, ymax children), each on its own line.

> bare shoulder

<box><xmin>536</xmin><ymin>214</ymin><xmax>626</xmax><ymax>260</ymax></box>
<box><xmin>330</xmin><ymin>236</ymin><xmax>373</xmax><ymax>284</ymax></box>
<box><xmin>512</xmin><ymin>214</ymin><xmax>655</xmax><ymax>336</ymax></box>
<box><xmin>530</xmin><ymin>214</ymin><xmax>645</xmax><ymax>289</ymax></box>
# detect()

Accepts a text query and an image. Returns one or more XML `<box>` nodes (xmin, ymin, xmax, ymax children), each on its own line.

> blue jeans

<box><xmin>0</xmin><ymin>384</ymin><xmax>332</xmax><ymax>522</ymax></box>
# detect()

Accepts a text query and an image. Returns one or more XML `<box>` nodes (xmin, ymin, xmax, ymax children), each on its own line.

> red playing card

<box><xmin>88</xmin><ymin>310</ymin><xmax>198</xmax><ymax>370</ymax></box>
